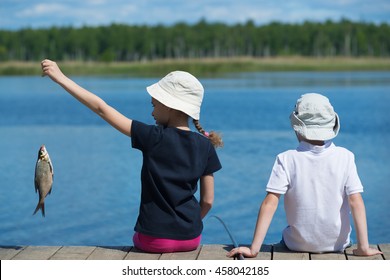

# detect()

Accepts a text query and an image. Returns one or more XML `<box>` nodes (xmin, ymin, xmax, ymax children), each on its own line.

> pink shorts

<box><xmin>133</xmin><ymin>232</ymin><xmax>201</xmax><ymax>253</ymax></box>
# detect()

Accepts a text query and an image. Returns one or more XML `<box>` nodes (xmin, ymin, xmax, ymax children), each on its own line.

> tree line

<box><xmin>0</xmin><ymin>19</ymin><xmax>389</xmax><ymax>62</ymax></box>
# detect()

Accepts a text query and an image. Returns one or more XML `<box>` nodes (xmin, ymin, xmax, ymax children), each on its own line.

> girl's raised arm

<box><xmin>41</xmin><ymin>59</ymin><xmax>132</xmax><ymax>136</ymax></box>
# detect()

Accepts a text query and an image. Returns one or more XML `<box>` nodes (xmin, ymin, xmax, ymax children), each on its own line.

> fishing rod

<box><xmin>208</xmin><ymin>215</ymin><xmax>245</xmax><ymax>260</ymax></box>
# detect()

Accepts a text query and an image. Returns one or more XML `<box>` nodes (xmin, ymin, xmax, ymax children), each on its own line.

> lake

<box><xmin>0</xmin><ymin>71</ymin><xmax>389</xmax><ymax>246</ymax></box>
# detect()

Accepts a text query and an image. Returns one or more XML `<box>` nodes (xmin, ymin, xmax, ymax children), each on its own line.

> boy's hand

<box><xmin>353</xmin><ymin>247</ymin><xmax>383</xmax><ymax>256</ymax></box>
<box><xmin>226</xmin><ymin>246</ymin><xmax>257</xmax><ymax>258</ymax></box>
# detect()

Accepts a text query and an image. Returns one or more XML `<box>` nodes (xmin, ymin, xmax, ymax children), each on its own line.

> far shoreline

<box><xmin>1</xmin><ymin>56</ymin><xmax>390</xmax><ymax>77</ymax></box>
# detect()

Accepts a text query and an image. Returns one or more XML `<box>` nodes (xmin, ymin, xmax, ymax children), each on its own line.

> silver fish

<box><xmin>33</xmin><ymin>145</ymin><xmax>54</xmax><ymax>217</ymax></box>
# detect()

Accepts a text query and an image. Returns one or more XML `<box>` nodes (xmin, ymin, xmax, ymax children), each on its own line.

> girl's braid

<box><xmin>193</xmin><ymin>119</ymin><xmax>223</xmax><ymax>148</ymax></box>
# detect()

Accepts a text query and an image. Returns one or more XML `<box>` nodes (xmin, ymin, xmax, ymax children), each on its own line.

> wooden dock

<box><xmin>1</xmin><ymin>243</ymin><xmax>388</xmax><ymax>260</ymax></box>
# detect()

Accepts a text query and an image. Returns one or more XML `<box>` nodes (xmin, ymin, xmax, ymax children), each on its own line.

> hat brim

<box><xmin>146</xmin><ymin>82</ymin><xmax>200</xmax><ymax>120</ymax></box>
<box><xmin>290</xmin><ymin>112</ymin><xmax>340</xmax><ymax>141</ymax></box>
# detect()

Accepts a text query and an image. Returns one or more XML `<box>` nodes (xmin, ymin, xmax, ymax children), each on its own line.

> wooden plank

<box><xmin>197</xmin><ymin>244</ymin><xmax>234</xmax><ymax>260</ymax></box>
<box><xmin>272</xmin><ymin>243</ymin><xmax>309</xmax><ymax>260</ymax></box>
<box><xmin>0</xmin><ymin>246</ymin><xmax>25</xmax><ymax>260</ymax></box>
<box><xmin>50</xmin><ymin>246</ymin><xmax>96</xmax><ymax>260</ymax></box>
<box><xmin>87</xmin><ymin>246</ymin><xmax>131</xmax><ymax>260</ymax></box>
<box><xmin>12</xmin><ymin>246</ymin><xmax>61</xmax><ymax>260</ymax></box>
<box><xmin>159</xmin><ymin>246</ymin><xmax>201</xmax><ymax>260</ymax></box>
<box><xmin>310</xmin><ymin>252</ymin><xmax>346</xmax><ymax>260</ymax></box>
<box><xmin>2</xmin><ymin>244</ymin><xmax>388</xmax><ymax>260</ymax></box>
<box><xmin>378</xmin><ymin>244</ymin><xmax>390</xmax><ymax>260</ymax></box>
<box><xmin>254</xmin><ymin>244</ymin><xmax>272</xmax><ymax>260</ymax></box>
<box><xmin>345</xmin><ymin>244</ymin><xmax>384</xmax><ymax>260</ymax></box>
<box><xmin>124</xmin><ymin>247</ymin><xmax>162</xmax><ymax>260</ymax></box>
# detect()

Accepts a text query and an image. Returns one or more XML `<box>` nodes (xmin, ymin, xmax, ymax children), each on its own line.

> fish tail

<box><xmin>33</xmin><ymin>200</ymin><xmax>45</xmax><ymax>217</ymax></box>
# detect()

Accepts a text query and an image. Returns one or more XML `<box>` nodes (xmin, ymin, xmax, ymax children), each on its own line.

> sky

<box><xmin>1</xmin><ymin>0</ymin><xmax>389</xmax><ymax>30</ymax></box>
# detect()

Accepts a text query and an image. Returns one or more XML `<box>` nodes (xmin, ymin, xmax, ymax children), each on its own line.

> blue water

<box><xmin>1</xmin><ymin>72</ymin><xmax>389</xmax><ymax>246</ymax></box>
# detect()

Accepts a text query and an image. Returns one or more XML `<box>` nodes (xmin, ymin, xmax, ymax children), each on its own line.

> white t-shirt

<box><xmin>266</xmin><ymin>141</ymin><xmax>363</xmax><ymax>252</ymax></box>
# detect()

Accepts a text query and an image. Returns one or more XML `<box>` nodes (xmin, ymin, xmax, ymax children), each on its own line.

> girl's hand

<box><xmin>41</xmin><ymin>59</ymin><xmax>67</xmax><ymax>84</ymax></box>
<box><xmin>353</xmin><ymin>247</ymin><xmax>383</xmax><ymax>256</ymax></box>
<box><xmin>226</xmin><ymin>246</ymin><xmax>257</xmax><ymax>258</ymax></box>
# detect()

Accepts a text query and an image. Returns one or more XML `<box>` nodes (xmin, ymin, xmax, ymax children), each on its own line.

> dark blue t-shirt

<box><xmin>131</xmin><ymin>120</ymin><xmax>222</xmax><ymax>239</ymax></box>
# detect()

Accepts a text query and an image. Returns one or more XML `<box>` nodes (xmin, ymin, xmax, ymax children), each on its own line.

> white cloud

<box><xmin>1</xmin><ymin>0</ymin><xmax>389</xmax><ymax>30</ymax></box>
<box><xmin>17</xmin><ymin>3</ymin><xmax>69</xmax><ymax>17</ymax></box>
<box><xmin>84</xmin><ymin>0</ymin><xmax>107</xmax><ymax>4</ymax></box>
<box><xmin>117</xmin><ymin>4</ymin><xmax>138</xmax><ymax>18</ymax></box>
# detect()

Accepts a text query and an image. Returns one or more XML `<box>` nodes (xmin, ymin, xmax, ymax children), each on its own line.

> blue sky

<box><xmin>1</xmin><ymin>0</ymin><xmax>389</xmax><ymax>30</ymax></box>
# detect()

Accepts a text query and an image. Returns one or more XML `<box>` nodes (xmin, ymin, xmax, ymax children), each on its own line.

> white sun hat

<box><xmin>146</xmin><ymin>71</ymin><xmax>204</xmax><ymax>120</ymax></box>
<box><xmin>290</xmin><ymin>93</ymin><xmax>340</xmax><ymax>141</ymax></box>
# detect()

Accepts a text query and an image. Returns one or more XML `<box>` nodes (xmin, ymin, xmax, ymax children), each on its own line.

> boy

<box><xmin>228</xmin><ymin>93</ymin><xmax>382</xmax><ymax>257</ymax></box>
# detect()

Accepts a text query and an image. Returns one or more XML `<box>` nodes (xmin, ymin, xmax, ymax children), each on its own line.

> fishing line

<box><xmin>208</xmin><ymin>215</ymin><xmax>245</xmax><ymax>260</ymax></box>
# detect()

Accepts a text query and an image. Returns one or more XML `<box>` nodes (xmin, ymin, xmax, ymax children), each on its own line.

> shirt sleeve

<box><xmin>345</xmin><ymin>153</ymin><xmax>364</xmax><ymax>195</ymax></box>
<box><xmin>265</xmin><ymin>155</ymin><xmax>289</xmax><ymax>194</ymax></box>
<box><xmin>131</xmin><ymin>120</ymin><xmax>162</xmax><ymax>151</ymax></box>
<box><xmin>202</xmin><ymin>143</ymin><xmax>222</xmax><ymax>176</ymax></box>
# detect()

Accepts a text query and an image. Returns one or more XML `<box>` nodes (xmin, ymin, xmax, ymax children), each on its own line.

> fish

<box><xmin>33</xmin><ymin>145</ymin><xmax>54</xmax><ymax>217</ymax></box>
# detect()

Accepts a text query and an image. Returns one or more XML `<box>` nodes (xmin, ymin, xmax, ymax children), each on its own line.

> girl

<box><xmin>41</xmin><ymin>59</ymin><xmax>222</xmax><ymax>253</ymax></box>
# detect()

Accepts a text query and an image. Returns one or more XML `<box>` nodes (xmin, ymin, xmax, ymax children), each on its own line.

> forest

<box><xmin>0</xmin><ymin>19</ymin><xmax>389</xmax><ymax>62</ymax></box>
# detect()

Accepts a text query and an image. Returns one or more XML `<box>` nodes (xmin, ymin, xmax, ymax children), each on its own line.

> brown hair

<box><xmin>193</xmin><ymin>119</ymin><xmax>223</xmax><ymax>148</ymax></box>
